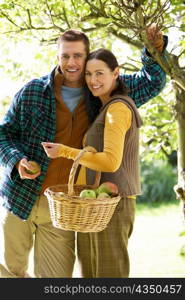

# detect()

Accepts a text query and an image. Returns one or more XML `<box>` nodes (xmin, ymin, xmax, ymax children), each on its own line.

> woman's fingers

<box><xmin>41</xmin><ymin>142</ymin><xmax>60</xmax><ymax>158</ymax></box>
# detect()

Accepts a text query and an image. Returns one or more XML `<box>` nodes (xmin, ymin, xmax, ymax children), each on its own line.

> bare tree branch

<box><xmin>109</xmin><ymin>27</ymin><xmax>143</xmax><ymax>49</ymax></box>
<box><xmin>119</xmin><ymin>62</ymin><xmax>140</xmax><ymax>72</ymax></box>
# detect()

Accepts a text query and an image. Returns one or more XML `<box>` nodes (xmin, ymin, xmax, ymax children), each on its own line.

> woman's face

<box><xmin>85</xmin><ymin>59</ymin><xmax>119</xmax><ymax>101</ymax></box>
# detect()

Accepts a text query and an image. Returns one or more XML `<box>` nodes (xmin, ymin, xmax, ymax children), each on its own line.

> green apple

<box><xmin>97</xmin><ymin>192</ymin><xmax>111</xmax><ymax>199</ymax></box>
<box><xmin>25</xmin><ymin>161</ymin><xmax>41</xmax><ymax>174</ymax></box>
<box><xmin>79</xmin><ymin>189</ymin><xmax>96</xmax><ymax>198</ymax></box>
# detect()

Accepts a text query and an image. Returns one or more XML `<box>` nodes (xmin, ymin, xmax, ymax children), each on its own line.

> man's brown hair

<box><xmin>57</xmin><ymin>29</ymin><xmax>90</xmax><ymax>55</ymax></box>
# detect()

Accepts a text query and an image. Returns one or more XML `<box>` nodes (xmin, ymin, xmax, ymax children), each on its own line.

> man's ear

<box><xmin>114</xmin><ymin>67</ymin><xmax>119</xmax><ymax>79</ymax></box>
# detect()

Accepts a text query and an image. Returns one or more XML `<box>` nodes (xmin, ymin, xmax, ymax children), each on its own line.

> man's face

<box><xmin>58</xmin><ymin>41</ymin><xmax>87</xmax><ymax>88</ymax></box>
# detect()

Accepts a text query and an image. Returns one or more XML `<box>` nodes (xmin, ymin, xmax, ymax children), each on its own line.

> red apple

<box><xmin>96</xmin><ymin>182</ymin><xmax>119</xmax><ymax>196</ymax></box>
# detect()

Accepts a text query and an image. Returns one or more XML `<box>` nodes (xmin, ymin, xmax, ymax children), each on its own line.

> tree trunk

<box><xmin>173</xmin><ymin>85</ymin><xmax>185</xmax><ymax>225</ymax></box>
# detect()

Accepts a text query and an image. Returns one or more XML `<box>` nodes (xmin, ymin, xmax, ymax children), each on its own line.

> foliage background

<box><xmin>0</xmin><ymin>0</ymin><xmax>184</xmax><ymax>203</ymax></box>
<box><xmin>0</xmin><ymin>0</ymin><xmax>185</xmax><ymax>278</ymax></box>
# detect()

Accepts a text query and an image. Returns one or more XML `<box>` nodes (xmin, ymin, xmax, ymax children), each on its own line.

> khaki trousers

<box><xmin>0</xmin><ymin>196</ymin><xmax>135</xmax><ymax>278</ymax></box>
<box><xmin>0</xmin><ymin>195</ymin><xmax>75</xmax><ymax>278</ymax></box>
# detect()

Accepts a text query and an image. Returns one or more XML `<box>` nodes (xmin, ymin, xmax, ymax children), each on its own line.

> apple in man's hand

<box><xmin>25</xmin><ymin>161</ymin><xmax>41</xmax><ymax>175</ymax></box>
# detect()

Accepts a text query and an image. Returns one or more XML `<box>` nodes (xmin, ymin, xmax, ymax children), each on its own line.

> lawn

<box><xmin>128</xmin><ymin>201</ymin><xmax>185</xmax><ymax>278</ymax></box>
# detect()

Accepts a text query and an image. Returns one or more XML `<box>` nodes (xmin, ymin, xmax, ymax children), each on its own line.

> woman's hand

<box><xmin>41</xmin><ymin>142</ymin><xmax>63</xmax><ymax>158</ymax></box>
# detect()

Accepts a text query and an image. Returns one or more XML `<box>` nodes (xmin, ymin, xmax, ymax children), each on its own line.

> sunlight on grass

<box><xmin>128</xmin><ymin>201</ymin><xmax>185</xmax><ymax>277</ymax></box>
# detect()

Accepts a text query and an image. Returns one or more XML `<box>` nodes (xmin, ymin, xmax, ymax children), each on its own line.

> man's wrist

<box><xmin>141</xmin><ymin>48</ymin><xmax>156</xmax><ymax>64</ymax></box>
<box><xmin>143</xmin><ymin>35</ymin><xmax>168</xmax><ymax>61</ymax></box>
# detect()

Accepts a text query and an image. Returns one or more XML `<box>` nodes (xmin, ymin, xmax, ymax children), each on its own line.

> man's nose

<box><xmin>67</xmin><ymin>56</ymin><xmax>75</xmax><ymax>65</ymax></box>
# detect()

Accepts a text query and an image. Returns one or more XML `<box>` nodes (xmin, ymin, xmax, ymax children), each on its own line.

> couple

<box><xmin>0</xmin><ymin>27</ymin><xmax>167</xmax><ymax>278</ymax></box>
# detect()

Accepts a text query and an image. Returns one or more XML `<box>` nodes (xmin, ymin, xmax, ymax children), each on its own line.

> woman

<box><xmin>42</xmin><ymin>48</ymin><xmax>142</xmax><ymax>278</ymax></box>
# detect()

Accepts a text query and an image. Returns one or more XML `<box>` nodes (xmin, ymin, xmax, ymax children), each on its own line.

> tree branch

<box><xmin>109</xmin><ymin>27</ymin><xmax>143</xmax><ymax>49</ymax></box>
<box><xmin>119</xmin><ymin>62</ymin><xmax>140</xmax><ymax>72</ymax></box>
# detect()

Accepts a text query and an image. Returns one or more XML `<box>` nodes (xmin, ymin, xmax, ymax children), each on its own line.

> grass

<box><xmin>128</xmin><ymin>201</ymin><xmax>185</xmax><ymax>278</ymax></box>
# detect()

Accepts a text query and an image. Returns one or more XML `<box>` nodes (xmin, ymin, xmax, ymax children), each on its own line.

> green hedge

<box><xmin>138</xmin><ymin>161</ymin><xmax>177</xmax><ymax>203</ymax></box>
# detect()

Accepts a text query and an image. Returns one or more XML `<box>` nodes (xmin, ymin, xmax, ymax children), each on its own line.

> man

<box><xmin>0</xmin><ymin>26</ymin><xmax>167</xmax><ymax>277</ymax></box>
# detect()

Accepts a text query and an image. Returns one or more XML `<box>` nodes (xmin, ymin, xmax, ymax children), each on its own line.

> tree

<box><xmin>0</xmin><ymin>0</ymin><xmax>185</xmax><ymax>212</ymax></box>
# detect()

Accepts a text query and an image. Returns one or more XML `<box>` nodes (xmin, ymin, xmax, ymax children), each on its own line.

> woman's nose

<box><xmin>90</xmin><ymin>75</ymin><xmax>97</xmax><ymax>84</ymax></box>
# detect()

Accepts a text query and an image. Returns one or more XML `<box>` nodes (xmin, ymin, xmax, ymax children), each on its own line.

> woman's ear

<box><xmin>113</xmin><ymin>67</ymin><xmax>119</xmax><ymax>79</ymax></box>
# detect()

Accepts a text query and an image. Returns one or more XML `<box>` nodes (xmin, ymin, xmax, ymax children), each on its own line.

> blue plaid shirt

<box><xmin>0</xmin><ymin>47</ymin><xmax>167</xmax><ymax>220</ymax></box>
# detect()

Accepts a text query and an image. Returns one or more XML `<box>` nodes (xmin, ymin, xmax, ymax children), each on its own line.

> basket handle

<box><xmin>68</xmin><ymin>146</ymin><xmax>101</xmax><ymax>196</ymax></box>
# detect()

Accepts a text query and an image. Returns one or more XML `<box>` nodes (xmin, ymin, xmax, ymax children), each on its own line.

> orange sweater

<box><xmin>40</xmin><ymin>70</ymin><xmax>89</xmax><ymax>193</ymax></box>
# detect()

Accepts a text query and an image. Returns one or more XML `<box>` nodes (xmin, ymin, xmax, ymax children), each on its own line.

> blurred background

<box><xmin>0</xmin><ymin>0</ymin><xmax>185</xmax><ymax>277</ymax></box>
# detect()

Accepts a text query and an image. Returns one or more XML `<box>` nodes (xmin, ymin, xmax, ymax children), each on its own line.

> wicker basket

<box><xmin>44</xmin><ymin>146</ymin><xmax>121</xmax><ymax>232</ymax></box>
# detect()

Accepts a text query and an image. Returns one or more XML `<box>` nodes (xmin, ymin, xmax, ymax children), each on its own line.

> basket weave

<box><xmin>44</xmin><ymin>146</ymin><xmax>121</xmax><ymax>232</ymax></box>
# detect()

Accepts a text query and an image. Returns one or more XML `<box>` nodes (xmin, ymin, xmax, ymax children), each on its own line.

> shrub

<box><xmin>138</xmin><ymin>160</ymin><xmax>177</xmax><ymax>203</ymax></box>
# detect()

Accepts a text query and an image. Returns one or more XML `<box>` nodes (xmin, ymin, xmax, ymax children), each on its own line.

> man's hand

<box><xmin>16</xmin><ymin>158</ymin><xmax>41</xmax><ymax>180</ymax></box>
<box><xmin>146</xmin><ymin>23</ymin><xmax>164</xmax><ymax>52</ymax></box>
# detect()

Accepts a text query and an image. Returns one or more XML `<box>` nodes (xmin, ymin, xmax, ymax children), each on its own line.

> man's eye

<box><xmin>74</xmin><ymin>54</ymin><xmax>83</xmax><ymax>58</ymax></box>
